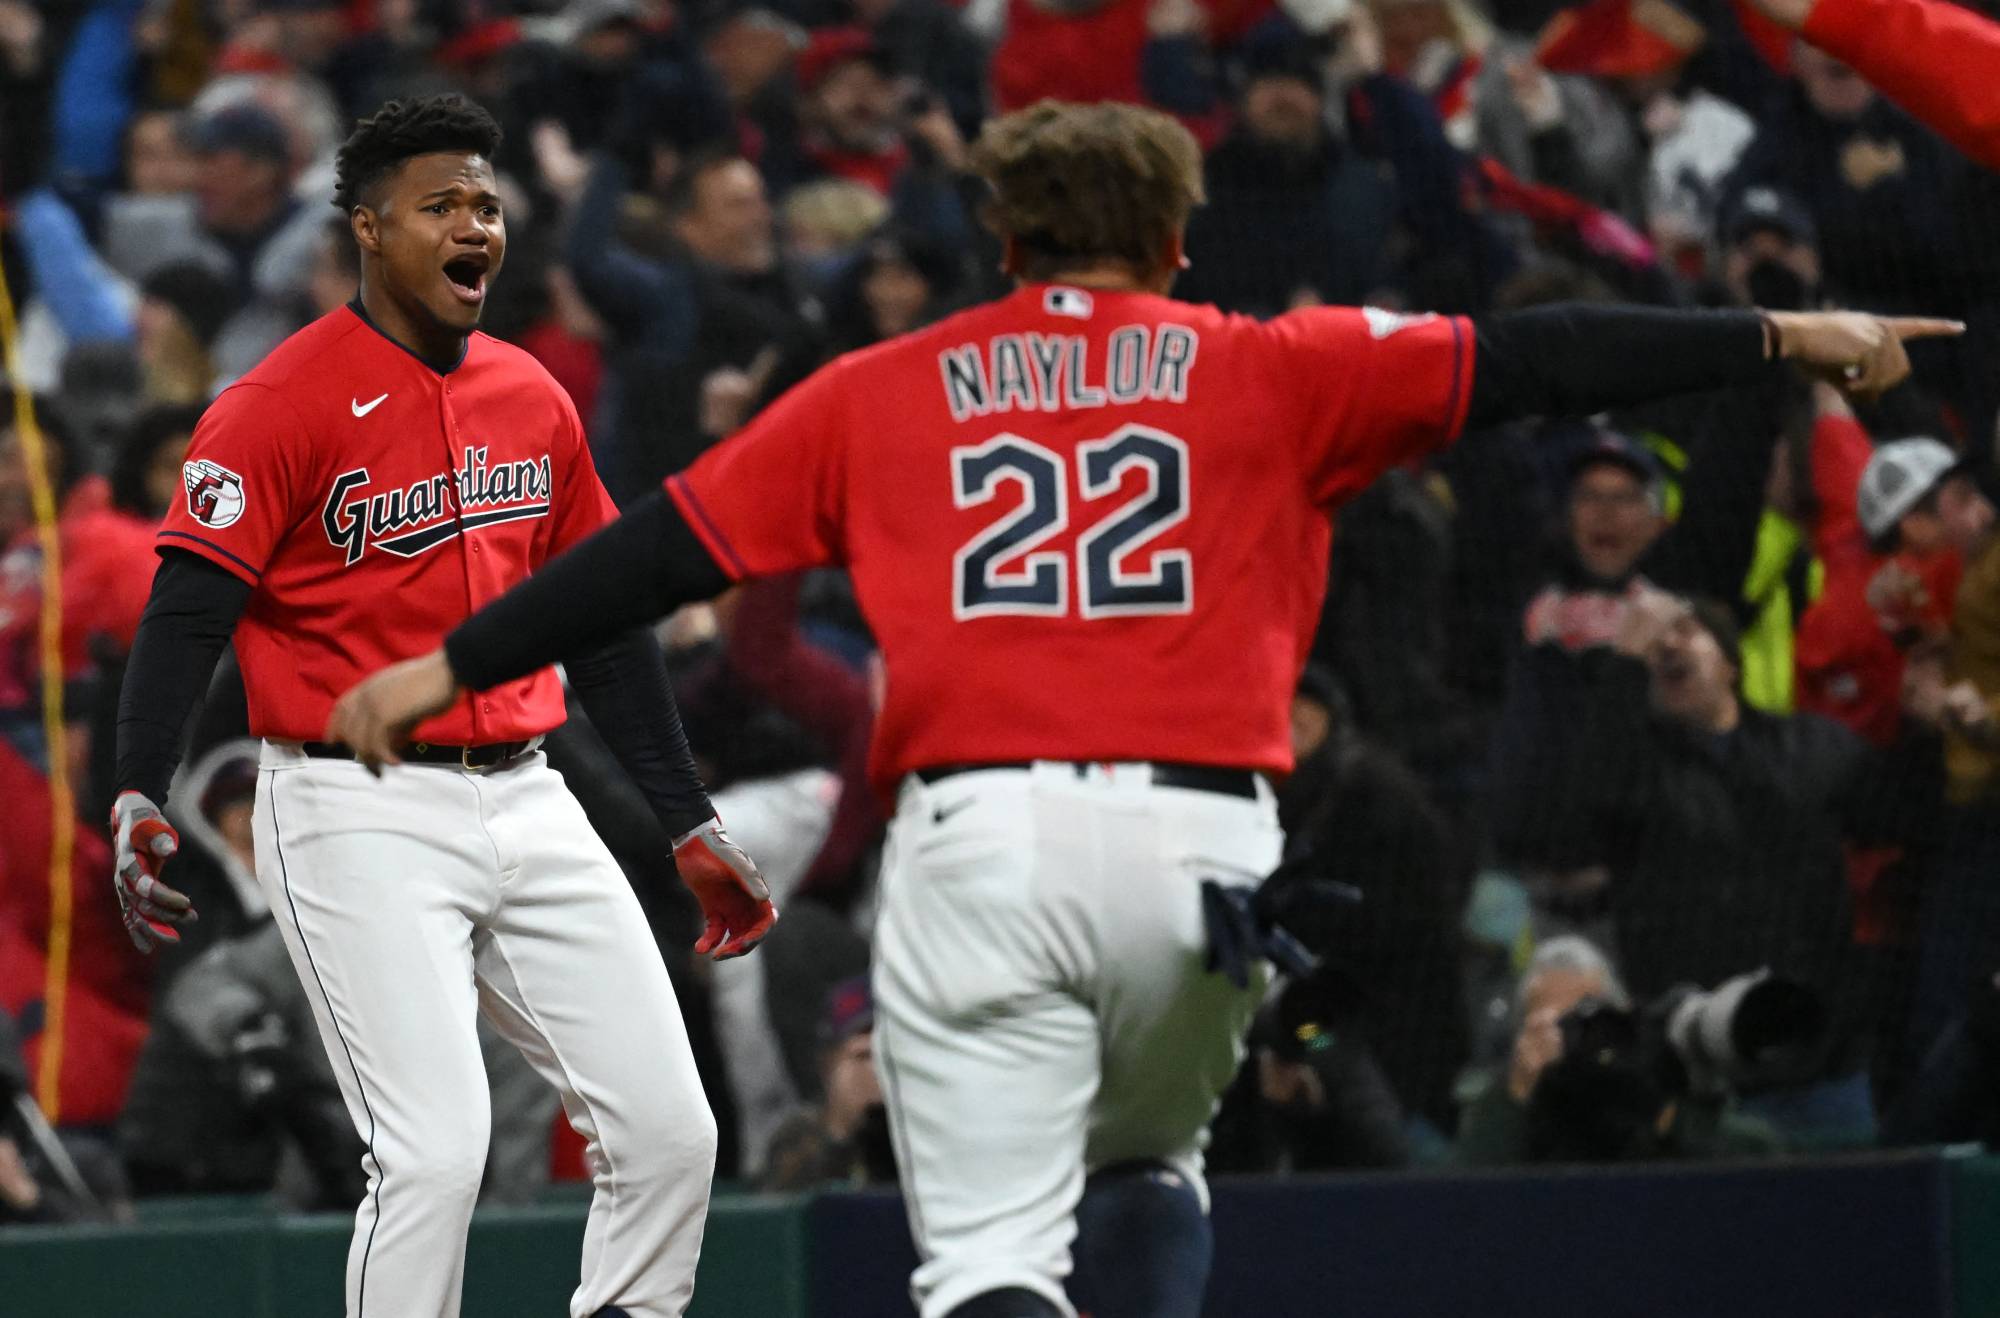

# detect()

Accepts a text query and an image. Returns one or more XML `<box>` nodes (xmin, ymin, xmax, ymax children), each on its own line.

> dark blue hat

<box><xmin>1723</xmin><ymin>185</ymin><xmax>1818</xmax><ymax>250</ymax></box>
<box><xmin>1567</xmin><ymin>427</ymin><xmax>1665</xmax><ymax>486</ymax></box>
<box><xmin>191</xmin><ymin>104</ymin><xmax>292</xmax><ymax>165</ymax></box>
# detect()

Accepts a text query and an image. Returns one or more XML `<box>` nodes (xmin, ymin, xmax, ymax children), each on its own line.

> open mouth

<box><xmin>442</xmin><ymin>251</ymin><xmax>490</xmax><ymax>305</ymax></box>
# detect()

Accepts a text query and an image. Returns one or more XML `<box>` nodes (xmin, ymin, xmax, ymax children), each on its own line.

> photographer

<box><xmin>1459</xmin><ymin>938</ymin><xmax>1787</xmax><ymax>1163</ymax></box>
<box><xmin>118</xmin><ymin>745</ymin><xmax>363</xmax><ymax>1207</ymax></box>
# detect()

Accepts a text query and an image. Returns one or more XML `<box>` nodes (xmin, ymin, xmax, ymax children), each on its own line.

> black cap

<box><xmin>1723</xmin><ymin>185</ymin><xmax>1818</xmax><ymax>250</ymax></box>
<box><xmin>1567</xmin><ymin>427</ymin><xmax>1665</xmax><ymax>486</ymax></box>
<box><xmin>1238</xmin><ymin>19</ymin><xmax>1327</xmax><ymax>94</ymax></box>
<box><xmin>191</xmin><ymin>104</ymin><xmax>292</xmax><ymax>165</ymax></box>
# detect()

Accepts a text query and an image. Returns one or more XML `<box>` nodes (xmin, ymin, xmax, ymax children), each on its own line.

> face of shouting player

<box><xmin>352</xmin><ymin>151</ymin><xmax>505</xmax><ymax>360</ymax></box>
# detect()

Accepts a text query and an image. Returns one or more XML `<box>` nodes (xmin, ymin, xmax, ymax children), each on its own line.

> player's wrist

<box><xmin>1759</xmin><ymin>311</ymin><xmax>1793</xmax><ymax>361</ymax></box>
<box><xmin>670</xmin><ymin>813</ymin><xmax>724</xmax><ymax>852</ymax></box>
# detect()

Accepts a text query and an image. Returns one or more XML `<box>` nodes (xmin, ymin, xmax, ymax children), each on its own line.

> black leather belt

<box><xmin>300</xmin><ymin>739</ymin><xmax>535</xmax><ymax>772</ymax></box>
<box><xmin>915</xmin><ymin>761</ymin><xmax>1261</xmax><ymax>800</ymax></box>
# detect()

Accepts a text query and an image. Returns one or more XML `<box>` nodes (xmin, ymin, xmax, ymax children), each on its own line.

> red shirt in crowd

<box><xmin>668</xmin><ymin>283</ymin><xmax>1474</xmax><ymax>792</ymax></box>
<box><xmin>157</xmin><ymin>305</ymin><xmax>615</xmax><ymax>745</ymax></box>
<box><xmin>1793</xmin><ymin>407</ymin><xmax>1961</xmax><ymax>747</ymax></box>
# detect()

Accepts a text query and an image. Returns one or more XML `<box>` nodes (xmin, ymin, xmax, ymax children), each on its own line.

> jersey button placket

<box><xmin>440</xmin><ymin>383</ymin><xmax>484</xmax><ymax>740</ymax></box>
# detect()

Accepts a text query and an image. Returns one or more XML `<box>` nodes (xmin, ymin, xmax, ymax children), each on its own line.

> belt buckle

<box><xmin>461</xmin><ymin>744</ymin><xmax>494</xmax><ymax>774</ymax></box>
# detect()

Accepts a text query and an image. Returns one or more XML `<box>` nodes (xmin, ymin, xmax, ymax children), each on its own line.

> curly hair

<box><xmin>968</xmin><ymin>100</ymin><xmax>1205</xmax><ymax>280</ymax></box>
<box><xmin>332</xmin><ymin>94</ymin><xmax>503</xmax><ymax>213</ymax></box>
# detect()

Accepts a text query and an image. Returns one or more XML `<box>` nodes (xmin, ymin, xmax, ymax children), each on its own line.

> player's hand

<box><xmin>324</xmin><ymin>650</ymin><xmax>462</xmax><ymax>774</ymax></box>
<box><xmin>1765</xmin><ymin>311</ymin><xmax>1964</xmax><ymax>399</ymax></box>
<box><xmin>672</xmin><ymin>817</ymin><xmax>777</xmax><ymax>959</ymax></box>
<box><xmin>111</xmin><ymin>791</ymin><xmax>195</xmax><ymax>953</ymax></box>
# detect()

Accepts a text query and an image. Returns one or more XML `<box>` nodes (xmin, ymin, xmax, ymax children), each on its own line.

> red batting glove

<box><xmin>672</xmin><ymin>817</ymin><xmax>776</xmax><ymax>959</ymax></box>
<box><xmin>110</xmin><ymin>791</ymin><xmax>197</xmax><ymax>953</ymax></box>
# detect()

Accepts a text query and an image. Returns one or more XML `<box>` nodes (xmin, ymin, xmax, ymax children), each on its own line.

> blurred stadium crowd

<box><xmin>5</xmin><ymin>0</ymin><xmax>2000</xmax><ymax>1224</ymax></box>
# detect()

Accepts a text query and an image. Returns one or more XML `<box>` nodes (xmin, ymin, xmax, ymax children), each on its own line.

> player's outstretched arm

<box><xmin>111</xmin><ymin>551</ymin><xmax>254</xmax><ymax>951</ymax></box>
<box><xmin>327</xmin><ymin>490</ymin><xmax>726</xmax><ymax>767</ymax></box>
<box><xmin>1463</xmin><ymin>305</ymin><xmax>1961</xmax><ymax>431</ymax></box>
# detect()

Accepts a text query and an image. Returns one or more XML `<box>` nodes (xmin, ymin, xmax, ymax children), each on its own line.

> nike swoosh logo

<box><xmin>932</xmin><ymin>797</ymin><xmax>975</xmax><ymax>825</ymax></box>
<box><xmin>351</xmin><ymin>393</ymin><xmax>388</xmax><ymax>417</ymax></box>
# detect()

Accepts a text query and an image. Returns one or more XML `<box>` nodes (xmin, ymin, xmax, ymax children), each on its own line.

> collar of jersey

<box><xmin>346</xmin><ymin>298</ymin><xmax>469</xmax><ymax>375</ymax></box>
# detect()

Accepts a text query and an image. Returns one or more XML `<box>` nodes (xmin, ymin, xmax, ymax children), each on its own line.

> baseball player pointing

<box><xmin>333</xmin><ymin>102</ymin><xmax>1957</xmax><ymax>1318</ymax></box>
<box><xmin>112</xmin><ymin>96</ymin><xmax>772</xmax><ymax>1318</ymax></box>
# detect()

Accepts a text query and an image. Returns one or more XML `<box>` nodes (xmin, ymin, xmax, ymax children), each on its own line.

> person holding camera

<box><xmin>1457</xmin><ymin>937</ymin><xmax>1786</xmax><ymax>1164</ymax></box>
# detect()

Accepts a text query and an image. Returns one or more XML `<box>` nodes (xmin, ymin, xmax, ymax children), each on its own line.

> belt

<box><xmin>300</xmin><ymin>739</ymin><xmax>537</xmax><ymax>773</ymax></box>
<box><xmin>915</xmin><ymin>761</ymin><xmax>1261</xmax><ymax>800</ymax></box>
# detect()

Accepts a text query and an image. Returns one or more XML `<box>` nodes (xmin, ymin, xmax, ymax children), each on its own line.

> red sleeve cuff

<box><xmin>1442</xmin><ymin>314</ymin><xmax>1477</xmax><ymax>447</ymax></box>
<box><xmin>157</xmin><ymin>530</ymin><xmax>262</xmax><ymax>585</ymax></box>
<box><xmin>664</xmin><ymin>474</ymin><xmax>749</xmax><ymax>581</ymax></box>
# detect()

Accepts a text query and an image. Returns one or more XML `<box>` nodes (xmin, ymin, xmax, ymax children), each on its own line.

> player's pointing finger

<box><xmin>1887</xmin><ymin>317</ymin><xmax>1967</xmax><ymax>341</ymax></box>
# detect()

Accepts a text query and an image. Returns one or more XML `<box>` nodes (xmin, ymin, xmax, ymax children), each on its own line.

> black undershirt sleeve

<box><xmin>116</xmin><ymin>550</ymin><xmax>255</xmax><ymax>803</ymax></box>
<box><xmin>445</xmin><ymin>306</ymin><xmax>1774</xmax><ymax>693</ymax></box>
<box><xmin>564</xmin><ymin>627</ymin><xmax>714</xmax><ymax>838</ymax></box>
<box><xmin>1465</xmin><ymin>304</ymin><xmax>1775</xmax><ymax>431</ymax></box>
<box><xmin>448</xmin><ymin>490</ymin><xmax>729</xmax><ymax>694</ymax></box>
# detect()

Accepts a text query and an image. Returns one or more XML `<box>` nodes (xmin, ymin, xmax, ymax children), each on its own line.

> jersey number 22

<box><xmin>952</xmin><ymin>425</ymin><xmax>1191</xmax><ymax>620</ymax></box>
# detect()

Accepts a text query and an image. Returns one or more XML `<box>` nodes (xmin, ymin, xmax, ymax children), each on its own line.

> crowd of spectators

<box><xmin>5</xmin><ymin>0</ymin><xmax>2000</xmax><ymax>1221</ymax></box>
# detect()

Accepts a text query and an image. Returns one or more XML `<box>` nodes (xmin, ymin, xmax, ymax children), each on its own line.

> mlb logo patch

<box><xmin>1362</xmin><ymin>306</ymin><xmax>1437</xmax><ymax>340</ymax></box>
<box><xmin>1045</xmin><ymin>287</ymin><xmax>1093</xmax><ymax>319</ymax></box>
<box><xmin>184</xmin><ymin>459</ymin><xmax>245</xmax><ymax>529</ymax></box>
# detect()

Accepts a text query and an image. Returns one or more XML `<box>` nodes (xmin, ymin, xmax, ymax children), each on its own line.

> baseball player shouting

<box><xmin>110</xmin><ymin>96</ymin><xmax>772</xmax><ymax>1318</ymax></box>
<box><xmin>331</xmin><ymin>102</ymin><xmax>1956</xmax><ymax>1318</ymax></box>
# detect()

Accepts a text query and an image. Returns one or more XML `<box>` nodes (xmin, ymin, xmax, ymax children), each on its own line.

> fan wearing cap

<box><xmin>1489</xmin><ymin>427</ymin><xmax>1677</xmax><ymax>864</ymax></box>
<box><xmin>1720</xmin><ymin>186</ymin><xmax>1823</xmax><ymax>313</ymax></box>
<box><xmin>757</xmin><ymin>976</ymin><xmax>899</xmax><ymax>1192</ymax></box>
<box><xmin>1789</xmin><ymin>396</ymin><xmax>1961</xmax><ymax>736</ymax></box>
<box><xmin>1847</xmin><ymin>438</ymin><xmax>2000</xmax><ymax>804</ymax></box>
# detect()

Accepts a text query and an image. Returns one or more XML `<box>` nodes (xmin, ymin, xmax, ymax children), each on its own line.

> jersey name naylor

<box><xmin>938</xmin><ymin>324</ymin><xmax>1199</xmax><ymax>423</ymax></box>
<box><xmin>322</xmin><ymin>445</ymin><xmax>552</xmax><ymax>564</ymax></box>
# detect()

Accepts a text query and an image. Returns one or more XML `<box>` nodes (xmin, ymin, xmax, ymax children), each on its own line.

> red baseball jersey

<box><xmin>668</xmin><ymin>284</ymin><xmax>1475</xmax><ymax>788</ymax></box>
<box><xmin>157</xmin><ymin>305</ymin><xmax>614</xmax><ymax>743</ymax></box>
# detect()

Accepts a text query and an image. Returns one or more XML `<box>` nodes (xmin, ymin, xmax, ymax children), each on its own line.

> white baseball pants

<box><xmin>871</xmin><ymin>762</ymin><xmax>1284</xmax><ymax>1318</ymax></box>
<box><xmin>253</xmin><ymin>743</ymin><xmax>716</xmax><ymax>1318</ymax></box>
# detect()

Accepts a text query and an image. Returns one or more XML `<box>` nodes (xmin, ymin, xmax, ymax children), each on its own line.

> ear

<box><xmin>349</xmin><ymin>205</ymin><xmax>381</xmax><ymax>257</ymax></box>
<box><xmin>1166</xmin><ymin>230</ymin><xmax>1188</xmax><ymax>273</ymax></box>
<box><xmin>999</xmin><ymin>234</ymin><xmax>1022</xmax><ymax>279</ymax></box>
